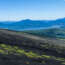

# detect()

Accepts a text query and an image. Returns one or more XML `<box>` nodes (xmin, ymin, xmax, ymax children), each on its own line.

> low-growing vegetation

<box><xmin>0</xmin><ymin>43</ymin><xmax>65</xmax><ymax>63</ymax></box>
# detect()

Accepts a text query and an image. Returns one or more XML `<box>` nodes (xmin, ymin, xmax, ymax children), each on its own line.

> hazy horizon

<box><xmin>0</xmin><ymin>17</ymin><xmax>65</xmax><ymax>21</ymax></box>
<box><xmin>0</xmin><ymin>0</ymin><xmax>65</xmax><ymax>21</ymax></box>
<box><xmin>0</xmin><ymin>17</ymin><xmax>65</xmax><ymax>22</ymax></box>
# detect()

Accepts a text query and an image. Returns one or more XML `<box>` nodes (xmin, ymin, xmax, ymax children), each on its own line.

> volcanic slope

<box><xmin>0</xmin><ymin>29</ymin><xmax>65</xmax><ymax>65</ymax></box>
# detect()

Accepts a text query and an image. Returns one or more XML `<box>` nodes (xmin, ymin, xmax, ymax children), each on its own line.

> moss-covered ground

<box><xmin>0</xmin><ymin>43</ymin><xmax>65</xmax><ymax>65</ymax></box>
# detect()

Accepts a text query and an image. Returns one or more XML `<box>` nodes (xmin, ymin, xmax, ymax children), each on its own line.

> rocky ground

<box><xmin>0</xmin><ymin>29</ymin><xmax>65</xmax><ymax>65</ymax></box>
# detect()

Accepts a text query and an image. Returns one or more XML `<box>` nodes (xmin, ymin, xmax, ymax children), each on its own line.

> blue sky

<box><xmin>0</xmin><ymin>0</ymin><xmax>65</xmax><ymax>21</ymax></box>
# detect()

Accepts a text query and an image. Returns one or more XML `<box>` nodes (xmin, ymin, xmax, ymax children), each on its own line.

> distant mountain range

<box><xmin>0</xmin><ymin>18</ymin><xmax>65</xmax><ymax>31</ymax></box>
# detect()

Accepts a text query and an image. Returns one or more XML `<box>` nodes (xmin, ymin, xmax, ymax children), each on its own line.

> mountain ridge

<box><xmin>0</xmin><ymin>18</ymin><xmax>65</xmax><ymax>31</ymax></box>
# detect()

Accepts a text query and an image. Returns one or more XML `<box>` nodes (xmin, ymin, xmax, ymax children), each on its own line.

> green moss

<box><xmin>25</xmin><ymin>51</ymin><xmax>39</xmax><ymax>58</ymax></box>
<box><xmin>41</xmin><ymin>55</ymin><xmax>51</xmax><ymax>59</ymax></box>
<box><xmin>0</xmin><ymin>43</ymin><xmax>65</xmax><ymax>63</ymax></box>
<box><xmin>0</xmin><ymin>49</ymin><xmax>5</xmax><ymax>53</ymax></box>
<box><xmin>56</xmin><ymin>58</ymin><xmax>65</xmax><ymax>61</ymax></box>
<box><xmin>14</xmin><ymin>46</ymin><xmax>18</xmax><ymax>49</ymax></box>
<box><xmin>61</xmin><ymin>62</ymin><xmax>65</xmax><ymax>64</ymax></box>
<box><xmin>0</xmin><ymin>44</ymin><xmax>7</xmax><ymax>48</ymax></box>
<box><xmin>16</xmin><ymin>49</ymin><xmax>25</xmax><ymax>54</ymax></box>
<box><xmin>0</xmin><ymin>49</ymin><xmax>8</xmax><ymax>54</ymax></box>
